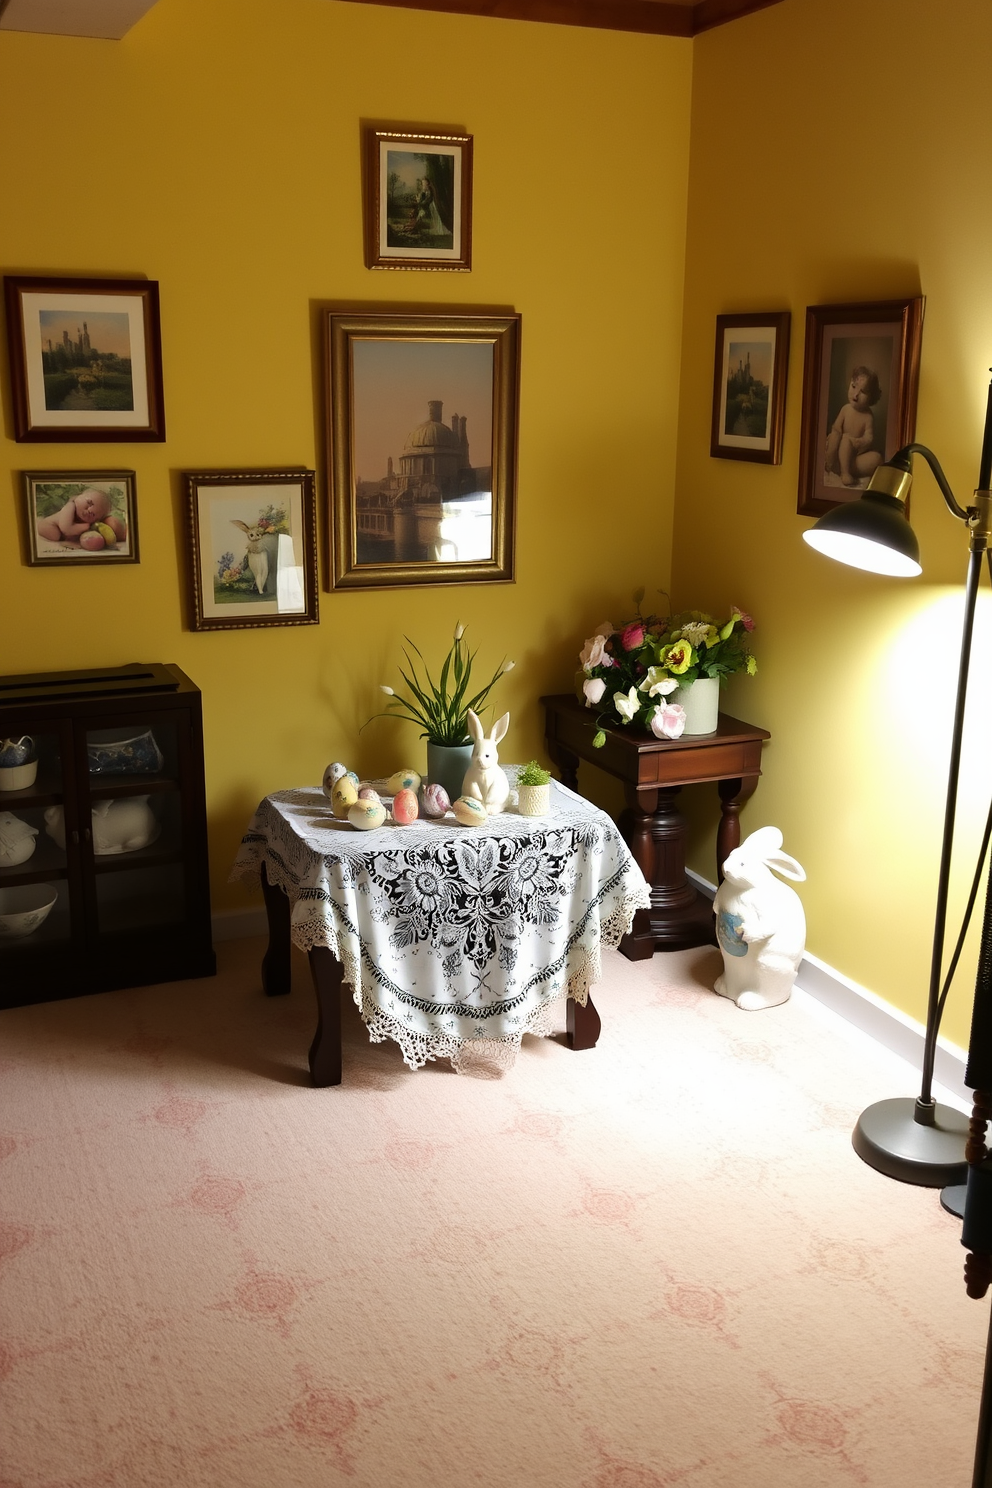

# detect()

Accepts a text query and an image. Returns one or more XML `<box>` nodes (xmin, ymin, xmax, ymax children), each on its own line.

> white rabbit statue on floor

<box><xmin>461</xmin><ymin>709</ymin><xmax>510</xmax><ymax>813</ymax></box>
<box><xmin>713</xmin><ymin>826</ymin><xmax>806</xmax><ymax>1011</ymax></box>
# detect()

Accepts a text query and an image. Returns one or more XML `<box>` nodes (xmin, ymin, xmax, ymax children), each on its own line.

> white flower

<box><xmin>379</xmin><ymin>685</ymin><xmax>395</xmax><ymax>695</ymax></box>
<box><xmin>583</xmin><ymin>677</ymin><xmax>606</xmax><ymax>707</ymax></box>
<box><xmin>580</xmin><ymin>634</ymin><xmax>610</xmax><ymax>670</ymax></box>
<box><xmin>639</xmin><ymin>666</ymin><xmax>678</xmax><ymax>698</ymax></box>
<box><xmin>502</xmin><ymin>660</ymin><xmax>515</xmax><ymax>673</ymax></box>
<box><xmin>613</xmin><ymin>687</ymin><xmax>640</xmax><ymax>722</ymax></box>
<box><xmin>453</xmin><ymin>622</ymin><xmax>465</xmax><ymax>640</ymax></box>
<box><xmin>650</xmin><ymin>702</ymin><xmax>686</xmax><ymax>740</ymax></box>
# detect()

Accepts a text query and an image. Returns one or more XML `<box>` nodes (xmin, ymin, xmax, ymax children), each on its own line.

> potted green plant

<box><xmin>516</xmin><ymin>760</ymin><xmax>552</xmax><ymax>817</ymax></box>
<box><xmin>369</xmin><ymin>623</ymin><xmax>514</xmax><ymax>802</ymax></box>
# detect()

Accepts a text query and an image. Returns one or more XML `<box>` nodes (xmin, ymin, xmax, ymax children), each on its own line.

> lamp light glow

<box><xmin>802</xmin><ymin>527</ymin><xmax>921</xmax><ymax>576</ymax></box>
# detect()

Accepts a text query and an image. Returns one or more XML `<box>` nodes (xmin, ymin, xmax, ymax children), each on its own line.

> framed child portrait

<box><xmin>4</xmin><ymin>275</ymin><xmax>165</xmax><ymax>442</ymax></box>
<box><xmin>797</xmin><ymin>297</ymin><xmax>924</xmax><ymax>516</ymax></box>
<box><xmin>184</xmin><ymin>468</ymin><xmax>319</xmax><ymax>631</ymax></box>
<box><xmin>364</xmin><ymin>129</ymin><xmax>473</xmax><ymax>272</ymax></box>
<box><xmin>23</xmin><ymin>471</ymin><xmax>138</xmax><ymax>567</ymax></box>
<box><xmin>710</xmin><ymin>311</ymin><xmax>790</xmax><ymax>464</ymax></box>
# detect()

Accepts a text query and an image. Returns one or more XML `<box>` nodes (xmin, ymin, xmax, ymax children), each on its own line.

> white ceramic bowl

<box><xmin>0</xmin><ymin>883</ymin><xmax>58</xmax><ymax>939</ymax></box>
<box><xmin>0</xmin><ymin>760</ymin><xmax>38</xmax><ymax>792</ymax></box>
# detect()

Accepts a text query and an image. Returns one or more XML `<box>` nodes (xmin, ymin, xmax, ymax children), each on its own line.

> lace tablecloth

<box><xmin>231</xmin><ymin>775</ymin><xmax>650</xmax><ymax>1072</ymax></box>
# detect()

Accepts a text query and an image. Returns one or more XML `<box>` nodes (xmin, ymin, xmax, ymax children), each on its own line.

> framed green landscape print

<box><xmin>364</xmin><ymin>129</ymin><xmax>473</xmax><ymax>272</ymax></box>
<box><xmin>4</xmin><ymin>275</ymin><xmax>165</xmax><ymax>442</ymax></box>
<box><xmin>710</xmin><ymin>311</ymin><xmax>790</xmax><ymax>464</ymax></box>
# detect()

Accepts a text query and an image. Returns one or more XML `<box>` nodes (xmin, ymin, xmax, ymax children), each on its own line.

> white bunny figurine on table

<box><xmin>461</xmin><ymin>709</ymin><xmax>510</xmax><ymax>813</ymax></box>
<box><xmin>713</xmin><ymin>826</ymin><xmax>806</xmax><ymax>1011</ymax></box>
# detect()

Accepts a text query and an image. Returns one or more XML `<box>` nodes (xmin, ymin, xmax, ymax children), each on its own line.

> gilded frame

<box><xmin>326</xmin><ymin>310</ymin><xmax>519</xmax><ymax>591</ymax></box>
<box><xmin>183</xmin><ymin>468</ymin><xmax>319</xmax><ymax>631</ymax></box>
<box><xmin>710</xmin><ymin>310</ymin><xmax>790</xmax><ymax>464</ymax></box>
<box><xmin>364</xmin><ymin>129</ymin><xmax>473</xmax><ymax>272</ymax></box>
<box><xmin>797</xmin><ymin>296</ymin><xmax>924</xmax><ymax>516</ymax></box>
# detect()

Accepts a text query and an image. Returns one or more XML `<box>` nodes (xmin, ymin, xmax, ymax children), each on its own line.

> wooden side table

<box><xmin>542</xmin><ymin>693</ymin><xmax>770</xmax><ymax>959</ymax></box>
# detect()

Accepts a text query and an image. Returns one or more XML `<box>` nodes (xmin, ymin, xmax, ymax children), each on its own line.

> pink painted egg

<box><xmin>452</xmin><ymin>795</ymin><xmax>487</xmax><ymax>827</ymax></box>
<box><xmin>79</xmin><ymin>530</ymin><xmax>105</xmax><ymax>551</ymax></box>
<box><xmin>420</xmin><ymin>782</ymin><xmax>451</xmax><ymax>818</ymax></box>
<box><xmin>348</xmin><ymin>799</ymin><xmax>386</xmax><ymax>831</ymax></box>
<box><xmin>357</xmin><ymin>785</ymin><xmax>381</xmax><ymax>802</ymax></box>
<box><xmin>392</xmin><ymin>787</ymin><xmax>419</xmax><ymax>825</ymax></box>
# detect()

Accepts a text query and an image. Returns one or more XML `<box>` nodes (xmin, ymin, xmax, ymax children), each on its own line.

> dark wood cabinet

<box><xmin>0</xmin><ymin>662</ymin><xmax>215</xmax><ymax>1009</ymax></box>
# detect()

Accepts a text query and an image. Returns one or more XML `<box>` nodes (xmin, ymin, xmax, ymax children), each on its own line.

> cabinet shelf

<box><xmin>88</xmin><ymin>775</ymin><xmax>179</xmax><ymax>801</ymax></box>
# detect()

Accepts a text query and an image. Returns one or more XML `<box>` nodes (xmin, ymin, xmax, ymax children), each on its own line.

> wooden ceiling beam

<box><xmin>336</xmin><ymin>0</ymin><xmax>782</xmax><ymax>36</ymax></box>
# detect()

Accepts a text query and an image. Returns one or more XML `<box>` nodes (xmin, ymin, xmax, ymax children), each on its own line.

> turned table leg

<box><xmin>307</xmin><ymin>947</ymin><xmax>344</xmax><ymax>1087</ymax></box>
<box><xmin>567</xmin><ymin>992</ymin><xmax>601</xmax><ymax>1050</ymax></box>
<box><xmin>260</xmin><ymin>861</ymin><xmax>291</xmax><ymax>996</ymax></box>
<box><xmin>618</xmin><ymin>783</ymin><xmax>717</xmax><ymax>958</ymax></box>
<box><xmin>717</xmin><ymin>775</ymin><xmax>759</xmax><ymax>881</ymax></box>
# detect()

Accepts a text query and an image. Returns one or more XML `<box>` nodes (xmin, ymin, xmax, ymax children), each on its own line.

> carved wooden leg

<box><xmin>717</xmin><ymin>775</ymin><xmax>759</xmax><ymax>882</ymax></box>
<box><xmin>618</xmin><ymin>784</ymin><xmax>715</xmax><ymax>956</ymax></box>
<box><xmin>260</xmin><ymin>860</ymin><xmax>291</xmax><ymax>997</ymax></box>
<box><xmin>307</xmin><ymin>946</ymin><xmax>344</xmax><ymax>1087</ymax></box>
<box><xmin>567</xmin><ymin>992</ymin><xmax>601</xmax><ymax>1050</ymax></box>
<box><xmin>547</xmin><ymin>738</ymin><xmax>580</xmax><ymax>793</ymax></box>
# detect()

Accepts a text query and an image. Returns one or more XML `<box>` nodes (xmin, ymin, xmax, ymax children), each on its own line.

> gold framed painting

<box><xmin>364</xmin><ymin>129</ymin><xmax>473</xmax><ymax>272</ymax></box>
<box><xmin>325</xmin><ymin>310</ymin><xmax>519</xmax><ymax>591</ymax></box>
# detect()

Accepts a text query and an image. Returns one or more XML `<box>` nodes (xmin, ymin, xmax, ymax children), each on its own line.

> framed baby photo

<box><xmin>797</xmin><ymin>297</ymin><xmax>924</xmax><ymax>516</ymax></box>
<box><xmin>710</xmin><ymin>311</ymin><xmax>790</xmax><ymax>464</ymax></box>
<box><xmin>3</xmin><ymin>275</ymin><xmax>165</xmax><ymax>442</ymax></box>
<box><xmin>183</xmin><ymin>468</ymin><xmax>319</xmax><ymax>631</ymax></box>
<box><xmin>364</xmin><ymin>128</ymin><xmax>473</xmax><ymax>272</ymax></box>
<box><xmin>23</xmin><ymin>471</ymin><xmax>138</xmax><ymax>567</ymax></box>
<box><xmin>325</xmin><ymin>309</ymin><xmax>519</xmax><ymax>591</ymax></box>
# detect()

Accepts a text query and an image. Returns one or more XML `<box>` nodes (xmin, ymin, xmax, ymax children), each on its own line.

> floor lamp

<box><xmin>803</xmin><ymin>378</ymin><xmax>992</xmax><ymax>1487</ymax></box>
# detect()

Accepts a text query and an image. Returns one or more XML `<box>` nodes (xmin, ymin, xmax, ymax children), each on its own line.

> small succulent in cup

<box><xmin>517</xmin><ymin>760</ymin><xmax>551</xmax><ymax>787</ymax></box>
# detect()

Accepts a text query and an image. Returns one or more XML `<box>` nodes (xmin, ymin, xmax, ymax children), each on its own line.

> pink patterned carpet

<box><xmin>0</xmin><ymin>937</ymin><xmax>987</xmax><ymax>1487</ymax></box>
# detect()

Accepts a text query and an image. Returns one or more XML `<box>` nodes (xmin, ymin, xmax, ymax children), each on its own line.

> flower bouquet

<box><xmin>369</xmin><ymin>622</ymin><xmax>514</xmax><ymax>745</ymax></box>
<box><xmin>578</xmin><ymin>602</ymin><xmax>756</xmax><ymax>746</ymax></box>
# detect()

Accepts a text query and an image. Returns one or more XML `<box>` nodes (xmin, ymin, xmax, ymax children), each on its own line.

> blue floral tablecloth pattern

<box><xmin>231</xmin><ymin>776</ymin><xmax>650</xmax><ymax>1071</ymax></box>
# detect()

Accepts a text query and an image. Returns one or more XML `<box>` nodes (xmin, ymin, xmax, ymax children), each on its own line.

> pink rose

<box><xmin>621</xmin><ymin>623</ymin><xmax>645</xmax><ymax>651</ymax></box>
<box><xmin>582</xmin><ymin>676</ymin><xmax>606</xmax><ymax>707</ymax></box>
<box><xmin>650</xmin><ymin>702</ymin><xmax>686</xmax><ymax>740</ymax></box>
<box><xmin>580</xmin><ymin>634</ymin><xmax>611</xmax><ymax>670</ymax></box>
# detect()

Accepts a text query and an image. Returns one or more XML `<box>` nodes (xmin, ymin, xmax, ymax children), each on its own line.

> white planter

<box><xmin>517</xmin><ymin>782</ymin><xmax>551</xmax><ymax>817</ymax></box>
<box><xmin>672</xmin><ymin>675</ymin><xmax>720</xmax><ymax>735</ymax></box>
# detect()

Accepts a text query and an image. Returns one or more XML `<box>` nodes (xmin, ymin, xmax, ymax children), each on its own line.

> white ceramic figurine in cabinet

<box><xmin>45</xmin><ymin>796</ymin><xmax>160</xmax><ymax>856</ymax></box>
<box><xmin>713</xmin><ymin>826</ymin><xmax>806</xmax><ymax>1011</ymax></box>
<box><xmin>0</xmin><ymin>812</ymin><xmax>38</xmax><ymax>867</ymax></box>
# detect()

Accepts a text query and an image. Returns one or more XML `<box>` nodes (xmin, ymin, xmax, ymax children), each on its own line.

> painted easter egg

<box><xmin>331</xmin><ymin>778</ymin><xmax>358</xmax><ymax>818</ymax></box>
<box><xmin>357</xmin><ymin>786</ymin><xmax>381</xmax><ymax>802</ymax></box>
<box><xmin>344</xmin><ymin>770</ymin><xmax>360</xmax><ymax>787</ymax></box>
<box><xmin>79</xmin><ymin>530</ymin><xmax>105</xmax><ymax>551</ymax></box>
<box><xmin>93</xmin><ymin>521</ymin><xmax>118</xmax><ymax>547</ymax></box>
<box><xmin>420</xmin><ymin>782</ymin><xmax>451</xmax><ymax>819</ymax></box>
<box><xmin>452</xmin><ymin>795</ymin><xmax>487</xmax><ymax>827</ymax></box>
<box><xmin>392</xmin><ymin>787</ymin><xmax>419</xmax><ymax>825</ymax></box>
<box><xmin>348</xmin><ymin>799</ymin><xmax>386</xmax><ymax>831</ymax></box>
<box><xmin>322</xmin><ymin>762</ymin><xmax>348</xmax><ymax>800</ymax></box>
<box><xmin>387</xmin><ymin>768</ymin><xmax>422</xmax><ymax>795</ymax></box>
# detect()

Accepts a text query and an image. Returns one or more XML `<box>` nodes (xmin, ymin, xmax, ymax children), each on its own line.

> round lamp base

<box><xmin>852</xmin><ymin>1097</ymin><xmax>969</xmax><ymax>1186</ymax></box>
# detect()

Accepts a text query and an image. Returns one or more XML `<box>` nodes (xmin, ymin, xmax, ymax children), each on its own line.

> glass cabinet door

<box><xmin>0</xmin><ymin>726</ymin><xmax>72</xmax><ymax>947</ymax></box>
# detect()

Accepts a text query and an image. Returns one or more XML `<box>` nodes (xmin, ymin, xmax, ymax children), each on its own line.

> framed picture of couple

<box><xmin>364</xmin><ymin>129</ymin><xmax>473</xmax><ymax>272</ymax></box>
<box><xmin>797</xmin><ymin>296</ymin><xmax>924</xmax><ymax>516</ymax></box>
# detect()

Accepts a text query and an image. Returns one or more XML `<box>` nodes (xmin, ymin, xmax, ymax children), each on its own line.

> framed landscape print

<box><xmin>710</xmin><ymin>311</ymin><xmax>790</xmax><ymax>464</ymax></box>
<box><xmin>23</xmin><ymin>470</ymin><xmax>138</xmax><ymax>566</ymax></box>
<box><xmin>797</xmin><ymin>296</ymin><xmax>924</xmax><ymax>516</ymax></box>
<box><xmin>325</xmin><ymin>310</ymin><xmax>519</xmax><ymax>591</ymax></box>
<box><xmin>183</xmin><ymin>468</ymin><xmax>319</xmax><ymax>631</ymax></box>
<box><xmin>4</xmin><ymin>275</ymin><xmax>165</xmax><ymax>442</ymax></box>
<box><xmin>364</xmin><ymin>129</ymin><xmax>473</xmax><ymax>272</ymax></box>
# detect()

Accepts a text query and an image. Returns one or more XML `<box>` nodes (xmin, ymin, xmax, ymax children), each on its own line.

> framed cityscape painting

<box><xmin>797</xmin><ymin>296</ymin><xmax>924</xmax><ymax>516</ymax></box>
<box><xmin>364</xmin><ymin>129</ymin><xmax>473</xmax><ymax>272</ymax></box>
<box><xmin>183</xmin><ymin>468</ymin><xmax>319</xmax><ymax>630</ymax></box>
<box><xmin>710</xmin><ymin>311</ymin><xmax>790</xmax><ymax>464</ymax></box>
<box><xmin>325</xmin><ymin>310</ymin><xmax>519</xmax><ymax>590</ymax></box>
<box><xmin>3</xmin><ymin>275</ymin><xmax>165</xmax><ymax>441</ymax></box>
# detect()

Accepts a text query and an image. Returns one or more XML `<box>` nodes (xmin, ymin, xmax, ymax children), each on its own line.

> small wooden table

<box><xmin>542</xmin><ymin>694</ymin><xmax>770</xmax><ymax>959</ymax></box>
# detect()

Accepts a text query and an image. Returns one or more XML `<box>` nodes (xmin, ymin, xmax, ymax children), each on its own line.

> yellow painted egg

<box><xmin>452</xmin><ymin>795</ymin><xmax>487</xmax><ymax>827</ymax></box>
<box><xmin>392</xmin><ymin>787</ymin><xmax>419</xmax><ymax>825</ymax></box>
<box><xmin>387</xmin><ymin>768</ymin><xmax>422</xmax><ymax>795</ymax></box>
<box><xmin>348</xmin><ymin>799</ymin><xmax>386</xmax><ymax>831</ymax></box>
<box><xmin>331</xmin><ymin>778</ymin><xmax>358</xmax><ymax>818</ymax></box>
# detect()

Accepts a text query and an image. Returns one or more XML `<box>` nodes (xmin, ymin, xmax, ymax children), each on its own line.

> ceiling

<box><xmin>0</xmin><ymin>0</ymin><xmax>782</xmax><ymax>38</ymax></box>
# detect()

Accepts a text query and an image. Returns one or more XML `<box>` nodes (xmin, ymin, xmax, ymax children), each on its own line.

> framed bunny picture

<box><xmin>183</xmin><ymin>468</ymin><xmax>319</xmax><ymax>630</ymax></box>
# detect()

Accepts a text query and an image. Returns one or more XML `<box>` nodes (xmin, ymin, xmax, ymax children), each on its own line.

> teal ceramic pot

<box><xmin>425</xmin><ymin>742</ymin><xmax>474</xmax><ymax>804</ymax></box>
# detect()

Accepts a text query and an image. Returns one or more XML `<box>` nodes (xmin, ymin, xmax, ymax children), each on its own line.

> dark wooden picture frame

<box><xmin>3</xmin><ymin>275</ymin><xmax>165</xmax><ymax>442</ymax></box>
<box><xmin>710</xmin><ymin>310</ymin><xmax>790</xmax><ymax>464</ymax></box>
<box><xmin>326</xmin><ymin>309</ymin><xmax>519</xmax><ymax>592</ymax></box>
<box><xmin>23</xmin><ymin>470</ymin><xmax>138</xmax><ymax>566</ymax></box>
<box><xmin>183</xmin><ymin>468</ymin><xmax>319</xmax><ymax>631</ymax></box>
<box><xmin>364</xmin><ymin>129</ymin><xmax>473</xmax><ymax>273</ymax></box>
<box><xmin>797</xmin><ymin>296</ymin><xmax>924</xmax><ymax>516</ymax></box>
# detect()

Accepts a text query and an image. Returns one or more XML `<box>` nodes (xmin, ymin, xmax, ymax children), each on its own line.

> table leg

<box><xmin>547</xmin><ymin>738</ymin><xmax>579</xmax><ymax>793</ymax></box>
<box><xmin>260</xmin><ymin>861</ymin><xmax>291</xmax><ymax>996</ymax></box>
<box><xmin>307</xmin><ymin>946</ymin><xmax>344</xmax><ymax>1087</ymax></box>
<box><xmin>567</xmin><ymin>992</ymin><xmax>601</xmax><ymax>1050</ymax></box>
<box><xmin>717</xmin><ymin>775</ymin><xmax>759</xmax><ymax>881</ymax></box>
<box><xmin>618</xmin><ymin>783</ymin><xmax>716</xmax><ymax>958</ymax></box>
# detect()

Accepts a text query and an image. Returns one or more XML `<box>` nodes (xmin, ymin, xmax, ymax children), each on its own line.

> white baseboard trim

<box><xmin>212</xmin><ymin>905</ymin><xmax>268</xmax><ymax>942</ymax></box>
<box><xmin>686</xmin><ymin>867</ymin><xmax>971</xmax><ymax>1108</ymax></box>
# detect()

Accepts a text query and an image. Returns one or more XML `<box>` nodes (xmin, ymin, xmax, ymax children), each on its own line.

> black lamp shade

<box><xmin>803</xmin><ymin>491</ymin><xmax>921</xmax><ymax>577</ymax></box>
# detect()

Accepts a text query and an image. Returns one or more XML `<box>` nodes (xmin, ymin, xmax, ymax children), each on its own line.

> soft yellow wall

<box><xmin>0</xmin><ymin>0</ymin><xmax>692</xmax><ymax>911</ymax></box>
<box><xmin>674</xmin><ymin>0</ymin><xmax>992</xmax><ymax>1046</ymax></box>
